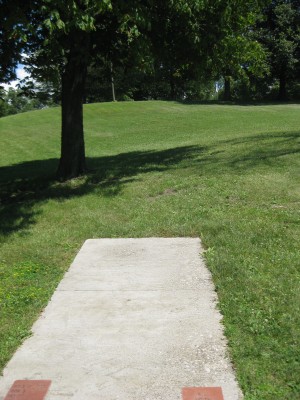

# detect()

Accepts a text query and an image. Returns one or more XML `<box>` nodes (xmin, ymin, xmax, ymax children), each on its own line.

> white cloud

<box><xmin>17</xmin><ymin>66</ymin><xmax>29</xmax><ymax>81</ymax></box>
<box><xmin>2</xmin><ymin>81</ymin><xmax>18</xmax><ymax>90</ymax></box>
<box><xmin>2</xmin><ymin>65</ymin><xmax>30</xmax><ymax>91</ymax></box>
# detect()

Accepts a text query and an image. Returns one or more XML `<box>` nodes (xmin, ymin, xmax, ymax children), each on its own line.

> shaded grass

<box><xmin>0</xmin><ymin>101</ymin><xmax>300</xmax><ymax>399</ymax></box>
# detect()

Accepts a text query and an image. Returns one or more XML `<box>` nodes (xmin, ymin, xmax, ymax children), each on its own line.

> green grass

<box><xmin>0</xmin><ymin>101</ymin><xmax>299</xmax><ymax>399</ymax></box>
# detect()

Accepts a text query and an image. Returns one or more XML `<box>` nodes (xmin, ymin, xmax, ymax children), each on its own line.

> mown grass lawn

<box><xmin>0</xmin><ymin>101</ymin><xmax>299</xmax><ymax>399</ymax></box>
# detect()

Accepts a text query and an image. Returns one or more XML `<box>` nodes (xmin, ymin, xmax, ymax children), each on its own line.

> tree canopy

<box><xmin>1</xmin><ymin>0</ymin><xmax>298</xmax><ymax>179</ymax></box>
<box><xmin>255</xmin><ymin>0</ymin><xmax>300</xmax><ymax>100</ymax></box>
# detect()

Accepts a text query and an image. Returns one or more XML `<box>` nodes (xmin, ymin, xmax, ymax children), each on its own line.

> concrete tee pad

<box><xmin>0</xmin><ymin>238</ymin><xmax>243</xmax><ymax>400</ymax></box>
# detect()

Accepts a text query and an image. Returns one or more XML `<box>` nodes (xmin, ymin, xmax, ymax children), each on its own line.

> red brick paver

<box><xmin>182</xmin><ymin>387</ymin><xmax>224</xmax><ymax>400</ymax></box>
<box><xmin>4</xmin><ymin>380</ymin><xmax>51</xmax><ymax>400</ymax></box>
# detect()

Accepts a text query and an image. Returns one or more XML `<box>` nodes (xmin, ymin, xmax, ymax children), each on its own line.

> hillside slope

<box><xmin>1</xmin><ymin>101</ymin><xmax>300</xmax><ymax>399</ymax></box>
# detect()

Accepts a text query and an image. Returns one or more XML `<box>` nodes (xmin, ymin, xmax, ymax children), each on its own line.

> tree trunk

<box><xmin>110</xmin><ymin>61</ymin><xmax>116</xmax><ymax>102</ymax></box>
<box><xmin>224</xmin><ymin>75</ymin><xmax>231</xmax><ymax>101</ymax></box>
<box><xmin>57</xmin><ymin>32</ymin><xmax>89</xmax><ymax>181</ymax></box>
<box><xmin>169</xmin><ymin>69</ymin><xmax>175</xmax><ymax>100</ymax></box>
<box><xmin>278</xmin><ymin>70</ymin><xmax>287</xmax><ymax>101</ymax></box>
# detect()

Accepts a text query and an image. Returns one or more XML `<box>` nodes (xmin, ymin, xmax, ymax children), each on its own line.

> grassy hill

<box><xmin>0</xmin><ymin>101</ymin><xmax>299</xmax><ymax>399</ymax></box>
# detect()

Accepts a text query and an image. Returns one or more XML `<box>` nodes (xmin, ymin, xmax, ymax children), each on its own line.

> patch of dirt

<box><xmin>149</xmin><ymin>188</ymin><xmax>178</xmax><ymax>200</ymax></box>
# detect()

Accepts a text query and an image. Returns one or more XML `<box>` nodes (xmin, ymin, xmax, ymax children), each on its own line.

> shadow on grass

<box><xmin>207</xmin><ymin>131</ymin><xmax>300</xmax><ymax>170</ymax></box>
<box><xmin>176</xmin><ymin>99</ymin><xmax>300</xmax><ymax>106</ymax></box>
<box><xmin>0</xmin><ymin>146</ymin><xmax>201</xmax><ymax>236</ymax></box>
<box><xmin>0</xmin><ymin>129</ymin><xmax>299</xmax><ymax>236</ymax></box>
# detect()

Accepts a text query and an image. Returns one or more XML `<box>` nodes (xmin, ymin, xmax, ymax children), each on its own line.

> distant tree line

<box><xmin>0</xmin><ymin>0</ymin><xmax>299</xmax><ymax>178</ymax></box>
<box><xmin>0</xmin><ymin>84</ymin><xmax>60</xmax><ymax>117</ymax></box>
<box><xmin>86</xmin><ymin>0</ymin><xmax>300</xmax><ymax>103</ymax></box>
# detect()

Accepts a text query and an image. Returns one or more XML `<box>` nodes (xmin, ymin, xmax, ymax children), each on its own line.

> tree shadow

<box><xmin>0</xmin><ymin>146</ymin><xmax>202</xmax><ymax>236</ymax></box>
<box><xmin>218</xmin><ymin>131</ymin><xmax>300</xmax><ymax>170</ymax></box>
<box><xmin>1</xmin><ymin>130</ymin><xmax>299</xmax><ymax>237</ymax></box>
<box><xmin>176</xmin><ymin>100</ymin><xmax>300</xmax><ymax>106</ymax></box>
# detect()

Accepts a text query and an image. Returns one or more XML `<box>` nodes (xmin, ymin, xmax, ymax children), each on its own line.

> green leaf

<box><xmin>44</xmin><ymin>18</ymin><xmax>53</xmax><ymax>32</ymax></box>
<box><xmin>56</xmin><ymin>19</ymin><xmax>65</xmax><ymax>30</ymax></box>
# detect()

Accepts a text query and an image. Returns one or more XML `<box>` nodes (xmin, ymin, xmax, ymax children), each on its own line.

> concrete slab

<box><xmin>0</xmin><ymin>238</ymin><xmax>243</xmax><ymax>400</ymax></box>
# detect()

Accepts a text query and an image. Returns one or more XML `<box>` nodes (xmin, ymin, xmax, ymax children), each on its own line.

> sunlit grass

<box><xmin>0</xmin><ymin>101</ymin><xmax>299</xmax><ymax>399</ymax></box>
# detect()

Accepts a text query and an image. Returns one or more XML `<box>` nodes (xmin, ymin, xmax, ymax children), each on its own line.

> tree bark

<box><xmin>110</xmin><ymin>61</ymin><xmax>116</xmax><ymax>102</ymax></box>
<box><xmin>57</xmin><ymin>32</ymin><xmax>89</xmax><ymax>181</ymax></box>
<box><xmin>278</xmin><ymin>70</ymin><xmax>287</xmax><ymax>101</ymax></box>
<box><xmin>224</xmin><ymin>75</ymin><xmax>231</xmax><ymax>101</ymax></box>
<box><xmin>169</xmin><ymin>68</ymin><xmax>176</xmax><ymax>100</ymax></box>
